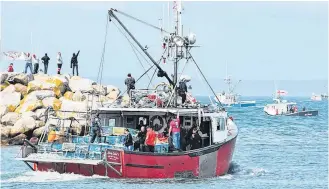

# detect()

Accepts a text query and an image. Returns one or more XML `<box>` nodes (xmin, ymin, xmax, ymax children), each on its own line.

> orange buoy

<box><xmin>48</xmin><ymin>130</ymin><xmax>56</xmax><ymax>142</ymax></box>
<box><xmin>33</xmin><ymin>163</ymin><xmax>38</xmax><ymax>171</ymax></box>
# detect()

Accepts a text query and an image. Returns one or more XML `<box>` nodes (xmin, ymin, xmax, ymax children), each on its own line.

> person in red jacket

<box><xmin>7</xmin><ymin>63</ymin><xmax>14</xmax><ymax>72</ymax></box>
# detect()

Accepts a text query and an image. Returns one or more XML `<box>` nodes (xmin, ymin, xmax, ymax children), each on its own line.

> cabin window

<box><xmin>184</xmin><ymin>116</ymin><xmax>192</xmax><ymax>126</ymax></box>
<box><xmin>216</xmin><ymin>117</ymin><xmax>226</xmax><ymax>131</ymax></box>
<box><xmin>109</xmin><ymin>119</ymin><xmax>116</xmax><ymax>127</ymax></box>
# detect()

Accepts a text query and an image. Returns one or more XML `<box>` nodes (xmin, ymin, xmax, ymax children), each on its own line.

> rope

<box><xmin>113</xmin><ymin>9</ymin><xmax>170</xmax><ymax>34</ymax></box>
<box><xmin>187</xmin><ymin>51</ymin><xmax>223</xmax><ymax>108</ymax></box>
<box><xmin>195</xmin><ymin>66</ymin><xmax>215</xmax><ymax>106</ymax></box>
<box><xmin>112</xmin><ymin>21</ymin><xmax>153</xmax><ymax>81</ymax></box>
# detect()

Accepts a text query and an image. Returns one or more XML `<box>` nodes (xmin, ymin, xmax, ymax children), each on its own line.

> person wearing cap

<box><xmin>145</xmin><ymin>126</ymin><xmax>156</xmax><ymax>152</ymax></box>
<box><xmin>24</xmin><ymin>52</ymin><xmax>33</xmax><ymax>74</ymax></box>
<box><xmin>124</xmin><ymin>73</ymin><xmax>135</xmax><ymax>97</ymax></box>
<box><xmin>90</xmin><ymin>114</ymin><xmax>102</xmax><ymax>143</ymax></box>
<box><xmin>124</xmin><ymin>128</ymin><xmax>134</xmax><ymax>151</ymax></box>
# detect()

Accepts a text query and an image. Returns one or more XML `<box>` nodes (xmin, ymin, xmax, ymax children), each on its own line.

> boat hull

<box><xmin>24</xmin><ymin>137</ymin><xmax>237</xmax><ymax>178</ymax></box>
<box><xmin>285</xmin><ymin>110</ymin><xmax>318</xmax><ymax>116</ymax></box>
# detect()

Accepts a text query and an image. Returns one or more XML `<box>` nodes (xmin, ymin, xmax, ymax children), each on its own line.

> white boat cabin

<box><xmin>264</xmin><ymin>98</ymin><xmax>297</xmax><ymax>116</ymax></box>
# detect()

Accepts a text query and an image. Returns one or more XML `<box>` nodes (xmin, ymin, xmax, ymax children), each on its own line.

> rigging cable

<box><xmin>112</xmin><ymin>9</ymin><xmax>170</xmax><ymax>34</ymax></box>
<box><xmin>112</xmin><ymin>21</ymin><xmax>154</xmax><ymax>81</ymax></box>
<box><xmin>187</xmin><ymin>50</ymin><xmax>223</xmax><ymax>108</ymax></box>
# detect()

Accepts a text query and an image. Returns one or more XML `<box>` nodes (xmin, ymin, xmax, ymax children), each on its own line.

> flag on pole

<box><xmin>276</xmin><ymin>90</ymin><xmax>288</xmax><ymax>96</ymax></box>
<box><xmin>3</xmin><ymin>51</ymin><xmax>27</xmax><ymax>61</ymax></box>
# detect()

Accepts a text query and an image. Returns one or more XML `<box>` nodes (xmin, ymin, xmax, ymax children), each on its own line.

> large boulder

<box><xmin>35</xmin><ymin>120</ymin><xmax>46</xmax><ymax>128</ymax></box>
<box><xmin>21</xmin><ymin>111</ymin><xmax>37</xmax><ymax>120</ymax></box>
<box><xmin>10</xmin><ymin>116</ymin><xmax>36</xmax><ymax>137</ymax></box>
<box><xmin>1</xmin><ymin>112</ymin><xmax>20</xmax><ymax>126</ymax></box>
<box><xmin>0</xmin><ymin>85</ymin><xmax>21</xmax><ymax>112</ymax></box>
<box><xmin>92</xmin><ymin>84</ymin><xmax>107</xmax><ymax>96</ymax></box>
<box><xmin>58</xmin><ymin>99</ymin><xmax>87</xmax><ymax>119</ymax></box>
<box><xmin>14</xmin><ymin>83</ymin><xmax>27</xmax><ymax>96</ymax></box>
<box><xmin>0</xmin><ymin>72</ymin><xmax>8</xmax><ymax>84</ymax></box>
<box><xmin>1</xmin><ymin>126</ymin><xmax>11</xmax><ymax>139</ymax></box>
<box><xmin>72</xmin><ymin>90</ymin><xmax>86</xmax><ymax>101</ymax></box>
<box><xmin>15</xmin><ymin>99</ymin><xmax>43</xmax><ymax>114</ymax></box>
<box><xmin>8</xmin><ymin>133</ymin><xmax>27</xmax><ymax>145</ymax></box>
<box><xmin>0</xmin><ymin>106</ymin><xmax>8</xmax><ymax>118</ymax></box>
<box><xmin>32</xmin><ymin>126</ymin><xmax>45</xmax><ymax>137</ymax></box>
<box><xmin>42</xmin><ymin>97</ymin><xmax>62</xmax><ymax>111</ymax></box>
<box><xmin>7</xmin><ymin>73</ymin><xmax>33</xmax><ymax>86</ymax></box>
<box><xmin>63</xmin><ymin>91</ymin><xmax>73</xmax><ymax>100</ymax></box>
<box><xmin>69</xmin><ymin>77</ymin><xmax>93</xmax><ymax>93</ymax></box>
<box><xmin>106</xmin><ymin>85</ymin><xmax>120</xmax><ymax>100</ymax></box>
<box><xmin>35</xmin><ymin>108</ymin><xmax>47</xmax><ymax>121</ymax></box>
<box><xmin>0</xmin><ymin>82</ymin><xmax>9</xmax><ymax>92</ymax></box>
<box><xmin>25</xmin><ymin>90</ymin><xmax>56</xmax><ymax>101</ymax></box>
<box><xmin>27</xmin><ymin>75</ymin><xmax>66</xmax><ymax>97</ymax></box>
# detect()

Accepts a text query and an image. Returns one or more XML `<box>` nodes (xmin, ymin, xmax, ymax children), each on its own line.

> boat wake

<box><xmin>1</xmin><ymin>171</ymin><xmax>107</xmax><ymax>183</ymax></box>
<box><xmin>226</xmin><ymin>162</ymin><xmax>267</xmax><ymax>178</ymax></box>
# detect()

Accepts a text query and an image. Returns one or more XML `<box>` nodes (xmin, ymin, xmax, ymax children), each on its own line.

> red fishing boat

<box><xmin>16</xmin><ymin>4</ymin><xmax>238</xmax><ymax>178</ymax></box>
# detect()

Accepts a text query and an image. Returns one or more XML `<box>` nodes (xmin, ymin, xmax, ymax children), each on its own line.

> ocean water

<box><xmin>1</xmin><ymin>96</ymin><xmax>327</xmax><ymax>189</ymax></box>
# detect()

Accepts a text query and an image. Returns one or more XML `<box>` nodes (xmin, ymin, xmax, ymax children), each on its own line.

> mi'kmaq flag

<box><xmin>2</xmin><ymin>51</ymin><xmax>27</xmax><ymax>61</ymax></box>
<box><xmin>276</xmin><ymin>90</ymin><xmax>288</xmax><ymax>96</ymax></box>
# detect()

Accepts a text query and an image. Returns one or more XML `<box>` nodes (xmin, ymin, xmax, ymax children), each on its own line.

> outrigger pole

<box><xmin>108</xmin><ymin>9</ymin><xmax>175</xmax><ymax>87</ymax></box>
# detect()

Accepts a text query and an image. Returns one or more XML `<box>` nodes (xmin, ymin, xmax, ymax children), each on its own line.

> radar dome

<box><xmin>188</xmin><ymin>33</ymin><xmax>196</xmax><ymax>44</ymax></box>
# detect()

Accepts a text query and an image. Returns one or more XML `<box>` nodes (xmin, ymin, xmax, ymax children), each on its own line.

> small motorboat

<box><xmin>264</xmin><ymin>90</ymin><xmax>319</xmax><ymax>116</ymax></box>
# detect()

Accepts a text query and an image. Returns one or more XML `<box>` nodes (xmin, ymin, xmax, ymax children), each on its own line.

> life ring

<box><xmin>149</xmin><ymin>115</ymin><xmax>164</xmax><ymax>131</ymax></box>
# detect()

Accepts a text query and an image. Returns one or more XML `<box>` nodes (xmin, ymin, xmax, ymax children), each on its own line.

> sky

<box><xmin>0</xmin><ymin>1</ymin><xmax>328</xmax><ymax>96</ymax></box>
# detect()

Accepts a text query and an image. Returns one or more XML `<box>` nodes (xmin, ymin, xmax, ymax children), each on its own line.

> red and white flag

<box><xmin>276</xmin><ymin>90</ymin><xmax>288</xmax><ymax>96</ymax></box>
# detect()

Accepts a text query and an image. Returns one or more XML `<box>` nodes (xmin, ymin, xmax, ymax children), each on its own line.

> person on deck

<box><xmin>302</xmin><ymin>107</ymin><xmax>306</xmax><ymax>111</ymax></box>
<box><xmin>71</xmin><ymin>50</ymin><xmax>80</xmax><ymax>76</ymax></box>
<box><xmin>57</xmin><ymin>52</ymin><xmax>63</xmax><ymax>74</ymax></box>
<box><xmin>136</xmin><ymin>120</ymin><xmax>144</xmax><ymax>131</ymax></box>
<box><xmin>134</xmin><ymin>126</ymin><xmax>147</xmax><ymax>151</ymax></box>
<box><xmin>125</xmin><ymin>73</ymin><xmax>135</xmax><ymax>97</ymax></box>
<box><xmin>188</xmin><ymin>127</ymin><xmax>201</xmax><ymax>150</ymax></box>
<box><xmin>24</xmin><ymin>53</ymin><xmax>33</xmax><ymax>74</ymax></box>
<box><xmin>124</xmin><ymin>128</ymin><xmax>134</xmax><ymax>151</ymax></box>
<box><xmin>168</xmin><ymin>115</ymin><xmax>181</xmax><ymax>150</ymax></box>
<box><xmin>145</xmin><ymin>126</ymin><xmax>156</xmax><ymax>152</ymax></box>
<box><xmin>90</xmin><ymin>114</ymin><xmax>102</xmax><ymax>143</ymax></box>
<box><xmin>41</xmin><ymin>53</ymin><xmax>50</xmax><ymax>74</ymax></box>
<box><xmin>178</xmin><ymin>78</ymin><xmax>188</xmax><ymax>104</ymax></box>
<box><xmin>32</xmin><ymin>54</ymin><xmax>39</xmax><ymax>74</ymax></box>
<box><xmin>7</xmin><ymin>63</ymin><xmax>14</xmax><ymax>72</ymax></box>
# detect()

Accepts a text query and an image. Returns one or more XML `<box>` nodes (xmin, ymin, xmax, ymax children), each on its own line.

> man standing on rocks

<box><xmin>32</xmin><ymin>54</ymin><xmax>39</xmax><ymax>74</ymax></box>
<box><xmin>71</xmin><ymin>50</ymin><xmax>80</xmax><ymax>76</ymax></box>
<box><xmin>41</xmin><ymin>53</ymin><xmax>50</xmax><ymax>74</ymax></box>
<box><xmin>57</xmin><ymin>52</ymin><xmax>63</xmax><ymax>74</ymax></box>
<box><xmin>24</xmin><ymin>53</ymin><xmax>33</xmax><ymax>74</ymax></box>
